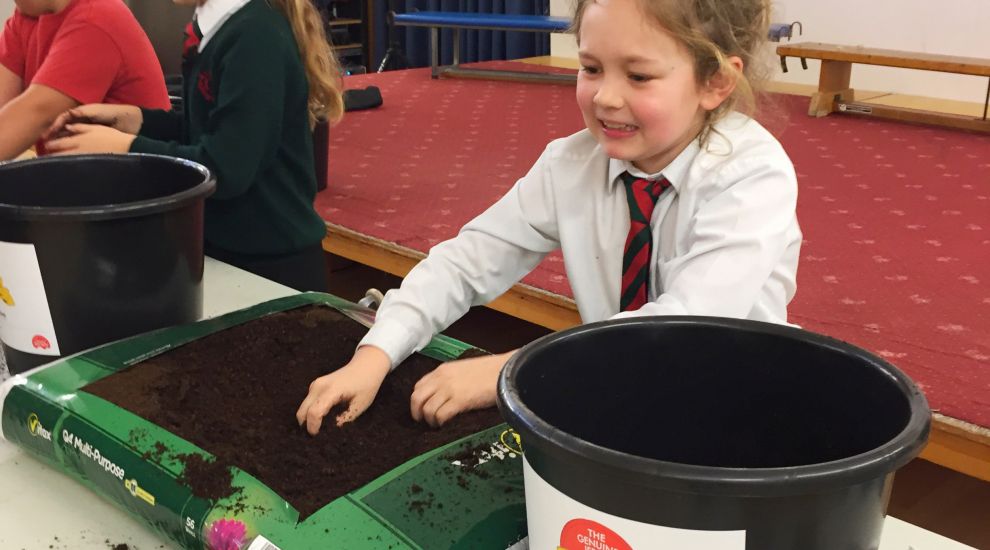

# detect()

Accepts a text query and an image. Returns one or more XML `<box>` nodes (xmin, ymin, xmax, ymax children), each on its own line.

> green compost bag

<box><xmin>0</xmin><ymin>292</ymin><xmax>528</xmax><ymax>549</ymax></box>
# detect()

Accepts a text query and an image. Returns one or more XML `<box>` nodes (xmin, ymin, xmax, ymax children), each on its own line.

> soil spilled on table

<box><xmin>84</xmin><ymin>305</ymin><xmax>502</xmax><ymax>519</ymax></box>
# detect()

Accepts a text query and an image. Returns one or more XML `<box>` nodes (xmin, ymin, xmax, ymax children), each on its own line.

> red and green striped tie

<box><xmin>619</xmin><ymin>172</ymin><xmax>670</xmax><ymax>312</ymax></box>
<box><xmin>183</xmin><ymin>19</ymin><xmax>203</xmax><ymax>61</ymax></box>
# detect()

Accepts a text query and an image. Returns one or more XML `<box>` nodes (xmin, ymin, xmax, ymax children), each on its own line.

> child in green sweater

<box><xmin>45</xmin><ymin>0</ymin><xmax>344</xmax><ymax>291</ymax></box>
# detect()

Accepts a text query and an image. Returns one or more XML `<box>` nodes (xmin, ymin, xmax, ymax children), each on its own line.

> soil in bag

<box><xmin>84</xmin><ymin>305</ymin><xmax>503</xmax><ymax>518</ymax></box>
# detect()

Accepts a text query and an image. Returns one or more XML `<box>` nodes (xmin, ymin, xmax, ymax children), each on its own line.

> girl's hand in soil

<box><xmin>410</xmin><ymin>350</ymin><xmax>516</xmax><ymax>428</ymax></box>
<box><xmin>44</xmin><ymin>104</ymin><xmax>143</xmax><ymax>140</ymax></box>
<box><xmin>296</xmin><ymin>345</ymin><xmax>392</xmax><ymax>435</ymax></box>
<box><xmin>45</xmin><ymin>123</ymin><xmax>137</xmax><ymax>155</ymax></box>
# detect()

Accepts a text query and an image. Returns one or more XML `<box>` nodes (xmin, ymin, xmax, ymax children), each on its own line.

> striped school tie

<box><xmin>619</xmin><ymin>171</ymin><xmax>670</xmax><ymax>312</ymax></box>
<box><xmin>182</xmin><ymin>19</ymin><xmax>203</xmax><ymax>61</ymax></box>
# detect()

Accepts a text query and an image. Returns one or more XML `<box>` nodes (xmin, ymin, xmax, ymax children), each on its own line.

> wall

<box><xmin>1</xmin><ymin>0</ymin><xmax>13</xmax><ymax>20</ymax></box>
<box><xmin>125</xmin><ymin>0</ymin><xmax>193</xmax><ymax>76</ymax></box>
<box><xmin>550</xmin><ymin>0</ymin><xmax>990</xmax><ymax>104</ymax></box>
<box><xmin>549</xmin><ymin>0</ymin><xmax>578</xmax><ymax>59</ymax></box>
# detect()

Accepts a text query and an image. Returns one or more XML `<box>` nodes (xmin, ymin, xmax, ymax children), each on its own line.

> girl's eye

<box><xmin>629</xmin><ymin>73</ymin><xmax>652</xmax><ymax>83</ymax></box>
<box><xmin>581</xmin><ymin>66</ymin><xmax>601</xmax><ymax>75</ymax></box>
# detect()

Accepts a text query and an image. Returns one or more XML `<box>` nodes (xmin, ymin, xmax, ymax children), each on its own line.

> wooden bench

<box><xmin>391</xmin><ymin>11</ymin><xmax>574</xmax><ymax>84</ymax></box>
<box><xmin>777</xmin><ymin>42</ymin><xmax>990</xmax><ymax>133</ymax></box>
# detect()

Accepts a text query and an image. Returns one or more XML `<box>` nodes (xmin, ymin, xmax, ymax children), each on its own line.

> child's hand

<box><xmin>44</xmin><ymin>123</ymin><xmax>137</xmax><ymax>155</ymax></box>
<box><xmin>410</xmin><ymin>351</ymin><xmax>515</xmax><ymax>428</ymax></box>
<box><xmin>296</xmin><ymin>345</ymin><xmax>391</xmax><ymax>435</ymax></box>
<box><xmin>45</xmin><ymin>104</ymin><xmax>143</xmax><ymax>140</ymax></box>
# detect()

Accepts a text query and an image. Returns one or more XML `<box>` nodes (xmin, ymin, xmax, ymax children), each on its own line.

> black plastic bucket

<box><xmin>0</xmin><ymin>154</ymin><xmax>215</xmax><ymax>374</ymax></box>
<box><xmin>497</xmin><ymin>317</ymin><xmax>930</xmax><ymax>550</ymax></box>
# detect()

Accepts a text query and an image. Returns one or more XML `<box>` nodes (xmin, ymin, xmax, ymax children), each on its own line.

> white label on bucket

<box><xmin>523</xmin><ymin>458</ymin><xmax>745</xmax><ymax>550</ymax></box>
<box><xmin>0</xmin><ymin>241</ymin><xmax>60</xmax><ymax>356</ymax></box>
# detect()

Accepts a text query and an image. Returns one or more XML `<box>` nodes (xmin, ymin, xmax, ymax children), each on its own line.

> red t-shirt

<box><xmin>0</xmin><ymin>0</ymin><xmax>170</xmax><ymax>109</ymax></box>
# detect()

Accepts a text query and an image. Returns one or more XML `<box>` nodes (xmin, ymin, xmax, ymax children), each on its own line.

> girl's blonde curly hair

<box><xmin>269</xmin><ymin>0</ymin><xmax>345</xmax><ymax>127</ymax></box>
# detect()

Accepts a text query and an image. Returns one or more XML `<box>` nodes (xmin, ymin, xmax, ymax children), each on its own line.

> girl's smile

<box><xmin>599</xmin><ymin>119</ymin><xmax>638</xmax><ymax>138</ymax></box>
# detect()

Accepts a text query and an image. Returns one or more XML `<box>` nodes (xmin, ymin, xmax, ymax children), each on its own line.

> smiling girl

<box><xmin>296</xmin><ymin>0</ymin><xmax>802</xmax><ymax>433</ymax></box>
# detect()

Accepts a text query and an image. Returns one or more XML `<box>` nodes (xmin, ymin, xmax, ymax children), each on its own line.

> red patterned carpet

<box><xmin>319</xmin><ymin>63</ymin><xmax>990</xmax><ymax>428</ymax></box>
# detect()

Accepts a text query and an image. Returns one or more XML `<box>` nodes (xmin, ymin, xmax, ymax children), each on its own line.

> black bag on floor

<box><xmin>344</xmin><ymin>86</ymin><xmax>383</xmax><ymax>111</ymax></box>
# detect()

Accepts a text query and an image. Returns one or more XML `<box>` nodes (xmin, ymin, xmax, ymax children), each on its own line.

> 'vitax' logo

<box><xmin>0</xmin><ymin>276</ymin><xmax>14</xmax><ymax>306</ymax></box>
<box><xmin>27</xmin><ymin>413</ymin><xmax>52</xmax><ymax>441</ymax></box>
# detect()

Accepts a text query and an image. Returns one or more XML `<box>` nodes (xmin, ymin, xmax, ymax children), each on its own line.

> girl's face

<box><xmin>575</xmin><ymin>0</ymin><xmax>724</xmax><ymax>174</ymax></box>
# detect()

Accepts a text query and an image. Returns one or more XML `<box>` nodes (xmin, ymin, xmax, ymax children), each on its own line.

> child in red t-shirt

<box><xmin>0</xmin><ymin>0</ymin><xmax>169</xmax><ymax>159</ymax></box>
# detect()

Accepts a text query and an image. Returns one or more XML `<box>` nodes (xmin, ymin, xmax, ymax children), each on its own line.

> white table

<box><xmin>0</xmin><ymin>258</ymin><xmax>296</xmax><ymax>549</ymax></box>
<box><xmin>0</xmin><ymin>260</ymin><xmax>977</xmax><ymax>549</ymax></box>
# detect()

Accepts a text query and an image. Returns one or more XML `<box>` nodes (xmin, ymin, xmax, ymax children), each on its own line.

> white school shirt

<box><xmin>361</xmin><ymin>112</ymin><xmax>802</xmax><ymax>368</ymax></box>
<box><xmin>195</xmin><ymin>0</ymin><xmax>253</xmax><ymax>52</ymax></box>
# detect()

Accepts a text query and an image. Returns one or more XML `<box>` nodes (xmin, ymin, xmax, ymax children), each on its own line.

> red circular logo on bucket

<box><xmin>559</xmin><ymin>518</ymin><xmax>632</xmax><ymax>550</ymax></box>
<box><xmin>31</xmin><ymin>334</ymin><xmax>51</xmax><ymax>350</ymax></box>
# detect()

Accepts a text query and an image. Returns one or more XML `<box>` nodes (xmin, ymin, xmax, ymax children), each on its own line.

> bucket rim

<box><xmin>0</xmin><ymin>154</ymin><xmax>215</xmax><ymax>221</ymax></box>
<box><xmin>497</xmin><ymin>316</ymin><xmax>932</xmax><ymax>497</ymax></box>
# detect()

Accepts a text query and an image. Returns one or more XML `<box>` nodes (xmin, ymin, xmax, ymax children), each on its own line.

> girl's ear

<box><xmin>699</xmin><ymin>56</ymin><xmax>743</xmax><ymax>111</ymax></box>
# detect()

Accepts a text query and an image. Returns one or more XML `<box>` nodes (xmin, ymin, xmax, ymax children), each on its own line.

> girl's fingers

<box><xmin>433</xmin><ymin>400</ymin><xmax>460</xmax><ymax>427</ymax></box>
<box><xmin>420</xmin><ymin>391</ymin><xmax>451</xmax><ymax>428</ymax></box>
<box><xmin>43</xmin><ymin>136</ymin><xmax>76</xmax><ymax>154</ymax></box>
<box><xmin>295</xmin><ymin>393</ymin><xmax>315</xmax><ymax>426</ymax></box>
<box><xmin>43</xmin><ymin>114</ymin><xmax>69</xmax><ymax>141</ymax></box>
<box><xmin>46</xmin><ymin>123</ymin><xmax>91</xmax><ymax>148</ymax></box>
<box><xmin>65</xmin><ymin>123</ymin><xmax>96</xmax><ymax>133</ymax></box>
<box><xmin>45</xmin><ymin>107</ymin><xmax>98</xmax><ymax>139</ymax></box>
<box><xmin>335</xmin><ymin>398</ymin><xmax>364</xmax><ymax>427</ymax></box>
<box><xmin>297</xmin><ymin>376</ymin><xmax>331</xmax><ymax>425</ymax></box>
<box><xmin>410</xmin><ymin>374</ymin><xmax>439</xmax><ymax>422</ymax></box>
<box><xmin>305</xmin><ymin>389</ymin><xmax>343</xmax><ymax>436</ymax></box>
<box><xmin>45</xmin><ymin>124</ymin><xmax>104</xmax><ymax>155</ymax></box>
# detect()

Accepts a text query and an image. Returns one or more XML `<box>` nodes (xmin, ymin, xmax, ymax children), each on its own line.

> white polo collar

<box><xmin>606</xmin><ymin>135</ymin><xmax>701</xmax><ymax>192</ymax></box>
<box><xmin>195</xmin><ymin>0</ymin><xmax>253</xmax><ymax>52</ymax></box>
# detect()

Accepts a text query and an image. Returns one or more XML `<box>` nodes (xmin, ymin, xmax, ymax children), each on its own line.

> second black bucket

<box><xmin>497</xmin><ymin>317</ymin><xmax>930</xmax><ymax>550</ymax></box>
<box><xmin>0</xmin><ymin>154</ymin><xmax>215</xmax><ymax>374</ymax></box>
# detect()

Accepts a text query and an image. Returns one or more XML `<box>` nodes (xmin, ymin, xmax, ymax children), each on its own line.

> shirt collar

<box><xmin>607</xmin><ymin>136</ymin><xmax>701</xmax><ymax>192</ymax></box>
<box><xmin>195</xmin><ymin>0</ymin><xmax>252</xmax><ymax>52</ymax></box>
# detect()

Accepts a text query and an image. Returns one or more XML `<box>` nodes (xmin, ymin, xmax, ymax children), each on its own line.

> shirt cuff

<box><xmin>358</xmin><ymin>316</ymin><xmax>423</xmax><ymax>371</ymax></box>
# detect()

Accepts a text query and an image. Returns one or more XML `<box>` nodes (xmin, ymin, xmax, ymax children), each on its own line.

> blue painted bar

<box><xmin>393</xmin><ymin>11</ymin><xmax>571</xmax><ymax>33</ymax></box>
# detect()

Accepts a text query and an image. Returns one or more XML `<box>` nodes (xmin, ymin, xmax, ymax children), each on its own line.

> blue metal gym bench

<box><xmin>391</xmin><ymin>11</ymin><xmax>574</xmax><ymax>84</ymax></box>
